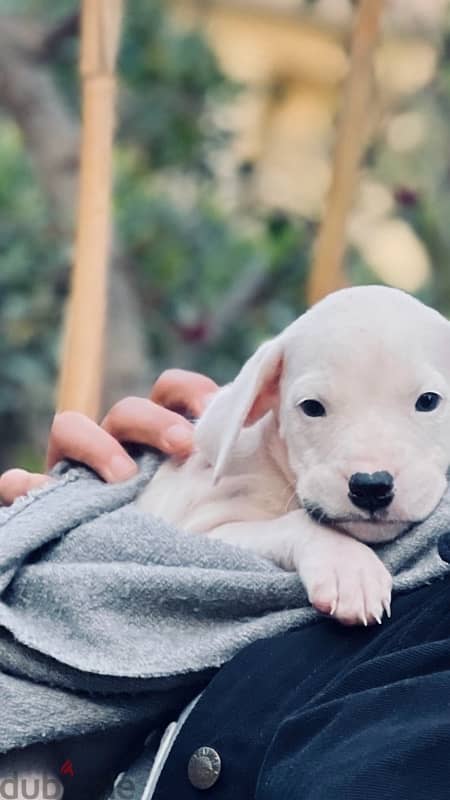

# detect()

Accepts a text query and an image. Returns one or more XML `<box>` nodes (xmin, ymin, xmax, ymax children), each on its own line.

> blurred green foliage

<box><xmin>1</xmin><ymin>0</ymin><xmax>450</xmax><ymax>470</ymax></box>
<box><xmin>116</xmin><ymin>161</ymin><xmax>310</xmax><ymax>378</ymax></box>
<box><xmin>0</xmin><ymin>120</ymin><xmax>64</xmax><ymax>455</ymax></box>
<box><xmin>119</xmin><ymin>0</ymin><xmax>231</xmax><ymax>170</ymax></box>
<box><xmin>0</xmin><ymin>0</ymin><xmax>311</xmax><ymax>468</ymax></box>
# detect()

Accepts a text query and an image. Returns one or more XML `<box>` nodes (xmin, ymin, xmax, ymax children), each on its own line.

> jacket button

<box><xmin>188</xmin><ymin>746</ymin><xmax>221</xmax><ymax>790</ymax></box>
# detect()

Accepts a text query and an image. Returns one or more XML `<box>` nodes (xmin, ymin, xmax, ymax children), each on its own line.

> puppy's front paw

<box><xmin>298</xmin><ymin>533</ymin><xmax>392</xmax><ymax>626</ymax></box>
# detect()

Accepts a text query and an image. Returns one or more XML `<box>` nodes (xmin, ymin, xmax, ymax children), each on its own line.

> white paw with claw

<box><xmin>297</xmin><ymin>531</ymin><xmax>393</xmax><ymax>626</ymax></box>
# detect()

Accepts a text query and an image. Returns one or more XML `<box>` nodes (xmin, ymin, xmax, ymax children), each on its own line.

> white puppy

<box><xmin>138</xmin><ymin>285</ymin><xmax>450</xmax><ymax>626</ymax></box>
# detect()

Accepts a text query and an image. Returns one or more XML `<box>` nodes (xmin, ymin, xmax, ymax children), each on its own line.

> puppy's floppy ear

<box><xmin>196</xmin><ymin>336</ymin><xmax>284</xmax><ymax>482</ymax></box>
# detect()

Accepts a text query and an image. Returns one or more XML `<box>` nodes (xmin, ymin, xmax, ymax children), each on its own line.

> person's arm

<box><xmin>0</xmin><ymin>369</ymin><xmax>218</xmax><ymax>505</ymax></box>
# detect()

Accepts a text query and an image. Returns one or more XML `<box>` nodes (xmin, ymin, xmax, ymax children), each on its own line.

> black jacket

<box><xmin>153</xmin><ymin>575</ymin><xmax>450</xmax><ymax>799</ymax></box>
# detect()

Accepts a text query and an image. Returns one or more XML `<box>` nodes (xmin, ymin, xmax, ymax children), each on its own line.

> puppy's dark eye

<box><xmin>415</xmin><ymin>392</ymin><xmax>441</xmax><ymax>412</ymax></box>
<box><xmin>298</xmin><ymin>399</ymin><xmax>326</xmax><ymax>417</ymax></box>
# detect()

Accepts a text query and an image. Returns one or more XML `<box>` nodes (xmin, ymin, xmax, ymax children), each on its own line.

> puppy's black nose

<box><xmin>348</xmin><ymin>471</ymin><xmax>394</xmax><ymax>512</ymax></box>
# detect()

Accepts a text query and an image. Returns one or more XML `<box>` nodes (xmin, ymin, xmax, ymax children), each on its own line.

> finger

<box><xmin>150</xmin><ymin>369</ymin><xmax>219</xmax><ymax>418</ymax></box>
<box><xmin>0</xmin><ymin>469</ymin><xmax>50</xmax><ymax>505</ymax></box>
<box><xmin>101</xmin><ymin>396</ymin><xmax>194</xmax><ymax>458</ymax></box>
<box><xmin>47</xmin><ymin>411</ymin><xmax>138</xmax><ymax>483</ymax></box>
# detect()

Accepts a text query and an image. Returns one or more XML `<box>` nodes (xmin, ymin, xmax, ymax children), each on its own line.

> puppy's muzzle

<box><xmin>348</xmin><ymin>471</ymin><xmax>394</xmax><ymax>513</ymax></box>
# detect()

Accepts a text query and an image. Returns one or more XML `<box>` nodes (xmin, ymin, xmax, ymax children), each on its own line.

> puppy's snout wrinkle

<box><xmin>348</xmin><ymin>471</ymin><xmax>394</xmax><ymax>512</ymax></box>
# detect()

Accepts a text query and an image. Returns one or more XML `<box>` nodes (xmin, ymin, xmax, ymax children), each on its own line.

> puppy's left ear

<box><xmin>195</xmin><ymin>336</ymin><xmax>284</xmax><ymax>481</ymax></box>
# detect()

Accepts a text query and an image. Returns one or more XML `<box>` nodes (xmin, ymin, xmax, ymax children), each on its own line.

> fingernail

<box><xmin>106</xmin><ymin>455</ymin><xmax>138</xmax><ymax>482</ymax></box>
<box><xmin>164</xmin><ymin>425</ymin><xmax>193</xmax><ymax>451</ymax></box>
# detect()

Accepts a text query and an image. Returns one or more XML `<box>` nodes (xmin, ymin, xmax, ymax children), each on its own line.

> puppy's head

<box><xmin>197</xmin><ymin>285</ymin><xmax>450</xmax><ymax>543</ymax></box>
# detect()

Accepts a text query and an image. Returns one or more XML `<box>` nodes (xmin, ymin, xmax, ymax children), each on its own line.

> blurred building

<box><xmin>170</xmin><ymin>0</ymin><xmax>450</xmax><ymax>291</ymax></box>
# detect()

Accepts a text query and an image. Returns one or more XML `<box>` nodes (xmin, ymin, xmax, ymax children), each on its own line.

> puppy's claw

<box><xmin>383</xmin><ymin>598</ymin><xmax>391</xmax><ymax>619</ymax></box>
<box><xmin>362</xmin><ymin>614</ymin><xmax>368</xmax><ymax>627</ymax></box>
<box><xmin>329</xmin><ymin>600</ymin><xmax>337</xmax><ymax>616</ymax></box>
<box><xmin>374</xmin><ymin>613</ymin><xmax>383</xmax><ymax>625</ymax></box>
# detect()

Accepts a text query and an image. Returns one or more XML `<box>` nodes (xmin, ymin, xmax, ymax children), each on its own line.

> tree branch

<box><xmin>40</xmin><ymin>12</ymin><xmax>80</xmax><ymax>62</ymax></box>
<box><xmin>204</xmin><ymin>258</ymin><xmax>270</xmax><ymax>347</ymax></box>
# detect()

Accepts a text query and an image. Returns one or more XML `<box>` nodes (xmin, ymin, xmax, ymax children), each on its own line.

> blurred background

<box><xmin>1</xmin><ymin>0</ymin><xmax>450</xmax><ymax>470</ymax></box>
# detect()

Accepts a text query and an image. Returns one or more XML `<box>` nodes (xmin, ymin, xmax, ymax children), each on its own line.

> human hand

<box><xmin>0</xmin><ymin>369</ymin><xmax>219</xmax><ymax>505</ymax></box>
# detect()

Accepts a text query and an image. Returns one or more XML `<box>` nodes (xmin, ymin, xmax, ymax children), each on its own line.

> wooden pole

<box><xmin>306</xmin><ymin>0</ymin><xmax>384</xmax><ymax>306</ymax></box>
<box><xmin>56</xmin><ymin>0</ymin><xmax>124</xmax><ymax>417</ymax></box>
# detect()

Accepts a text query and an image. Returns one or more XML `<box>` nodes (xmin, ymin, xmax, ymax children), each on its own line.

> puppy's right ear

<box><xmin>195</xmin><ymin>336</ymin><xmax>283</xmax><ymax>482</ymax></box>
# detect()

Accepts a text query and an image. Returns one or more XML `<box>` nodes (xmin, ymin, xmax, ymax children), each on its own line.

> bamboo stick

<box><xmin>307</xmin><ymin>0</ymin><xmax>384</xmax><ymax>306</ymax></box>
<box><xmin>56</xmin><ymin>0</ymin><xmax>124</xmax><ymax>418</ymax></box>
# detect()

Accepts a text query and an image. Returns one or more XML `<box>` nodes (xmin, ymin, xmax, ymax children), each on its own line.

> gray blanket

<box><xmin>0</xmin><ymin>449</ymin><xmax>450</xmax><ymax>755</ymax></box>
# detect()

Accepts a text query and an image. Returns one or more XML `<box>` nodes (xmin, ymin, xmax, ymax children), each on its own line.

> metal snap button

<box><xmin>188</xmin><ymin>746</ymin><xmax>221</xmax><ymax>790</ymax></box>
